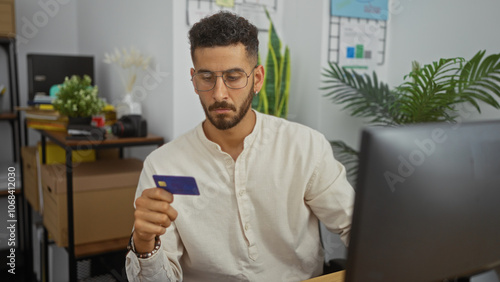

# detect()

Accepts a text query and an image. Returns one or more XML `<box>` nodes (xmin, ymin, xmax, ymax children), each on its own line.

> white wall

<box><xmin>171</xmin><ymin>1</ymin><xmax>206</xmax><ymax>139</ymax></box>
<box><xmin>15</xmin><ymin>0</ymin><xmax>79</xmax><ymax>108</ymax></box>
<box><xmin>284</xmin><ymin>0</ymin><xmax>366</xmax><ymax>150</ymax></box>
<box><xmin>76</xmin><ymin>0</ymin><xmax>174</xmax><ymax>159</ymax></box>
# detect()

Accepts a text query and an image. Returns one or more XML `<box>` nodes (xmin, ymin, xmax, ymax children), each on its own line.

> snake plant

<box><xmin>321</xmin><ymin>50</ymin><xmax>500</xmax><ymax>180</ymax></box>
<box><xmin>252</xmin><ymin>9</ymin><xmax>291</xmax><ymax>119</ymax></box>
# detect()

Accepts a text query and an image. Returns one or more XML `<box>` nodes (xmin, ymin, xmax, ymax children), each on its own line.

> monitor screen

<box><xmin>27</xmin><ymin>54</ymin><xmax>94</xmax><ymax>103</ymax></box>
<box><xmin>346</xmin><ymin>120</ymin><xmax>500</xmax><ymax>282</ymax></box>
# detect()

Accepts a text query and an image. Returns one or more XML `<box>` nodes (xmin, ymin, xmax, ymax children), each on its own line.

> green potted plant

<box><xmin>252</xmin><ymin>8</ymin><xmax>291</xmax><ymax>118</ymax></box>
<box><xmin>53</xmin><ymin>75</ymin><xmax>106</xmax><ymax>125</ymax></box>
<box><xmin>321</xmin><ymin>50</ymin><xmax>500</xmax><ymax>180</ymax></box>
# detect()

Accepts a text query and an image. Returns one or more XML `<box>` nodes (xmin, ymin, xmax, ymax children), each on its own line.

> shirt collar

<box><xmin>195</xmin><ymin>109</ymin><xmax>262</xmax><ymax>153</ymax></box>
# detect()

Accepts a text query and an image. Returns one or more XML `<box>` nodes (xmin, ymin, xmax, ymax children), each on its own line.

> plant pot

<box><xmin>116</xmin><ymin>93</ymin><xmax>142</xmax><ymax>119</ymax></box>
<box><xmin>68</xmin><ymin>116</ymin><xmax>92</xmax><ymax>126</ymax></box>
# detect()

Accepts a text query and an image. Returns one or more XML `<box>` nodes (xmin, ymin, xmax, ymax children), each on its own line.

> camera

<box><xmin>111</xmin><ymin>114</ymin><xmax>148</xmax><ymax>137</ymax></box>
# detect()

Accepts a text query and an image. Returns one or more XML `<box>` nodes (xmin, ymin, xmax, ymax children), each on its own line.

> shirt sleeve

<box><xmin>125</xmin><ymin>226</ymin><xmax>184</xmax><ymax>281</ymax></box>
<box><xmin>125</xmin><ymin>156</ymin><xmax>185</xmax><ymax>281</ymax></box>
<box><xmin>304</xmin><ymin>136</ymin><xmax>355</xmax><ymax>246</ymax></box>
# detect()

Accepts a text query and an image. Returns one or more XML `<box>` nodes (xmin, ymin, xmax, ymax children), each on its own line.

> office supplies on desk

<box><xmin>66</xmin><ymin>124</ymin><xmax>106</xmax><ymax>141</ymax></box>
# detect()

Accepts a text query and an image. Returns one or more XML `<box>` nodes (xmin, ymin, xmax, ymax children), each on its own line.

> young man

<box><xmin>125</xmin><ymin>11</ymin><xmax>354</xmax><ymax>281</ymax></box>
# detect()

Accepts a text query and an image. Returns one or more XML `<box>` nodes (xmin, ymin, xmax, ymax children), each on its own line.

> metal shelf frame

<box><xmin>0</xmin><ymin>37</ymin><xmax>21</xmax><ymax>162</ymax></box>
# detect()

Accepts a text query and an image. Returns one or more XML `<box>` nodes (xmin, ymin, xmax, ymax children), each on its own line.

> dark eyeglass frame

<box><xmin>191</xmin><ymin>66</ymin><xmax>258</xmax><ymax>92</ymax></box>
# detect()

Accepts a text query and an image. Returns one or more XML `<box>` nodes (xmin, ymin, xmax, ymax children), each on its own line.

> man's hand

<box><xmin>133</xmin><ymin>188</ymin><xmax>178</xmax><ymax>253</ymax></box>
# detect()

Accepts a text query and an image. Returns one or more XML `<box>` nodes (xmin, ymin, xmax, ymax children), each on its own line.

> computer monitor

<box><xmin>27</xmin><ymin>54</ymin><xmax>94</xmax><ymax>103</ymax></box>
<box><xmin>346</xmin><ymin>120</ymin><xmax>500</xmax><ymax>282</ymax></box>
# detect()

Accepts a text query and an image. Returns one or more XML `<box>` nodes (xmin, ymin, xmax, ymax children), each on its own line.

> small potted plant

<box><xmin>53</xmin><ymin>75</ymin><xmax>106</xmax><ymax>125</ymax></box>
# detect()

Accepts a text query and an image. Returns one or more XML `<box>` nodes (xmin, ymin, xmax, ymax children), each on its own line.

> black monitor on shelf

<box><xmin>346</xmin><ymin>120</ymin><xmax>500</xmax><ymax>282</ymax></box>
<box><xmin>27</xmin><ymin>54</ymin><xmax>94</xmax><ymax>104</ymax></box>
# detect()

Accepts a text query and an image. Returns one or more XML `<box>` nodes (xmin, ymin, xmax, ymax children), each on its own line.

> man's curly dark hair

<box><xmin>189</xmin><ymin>11</ymin><xmax>259</xmax><ymax>65</ymax></box>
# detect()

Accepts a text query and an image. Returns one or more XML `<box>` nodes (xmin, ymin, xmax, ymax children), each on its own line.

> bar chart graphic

<box><xmin>346</xmin><ymin>44</ymin><xmax>372</xmax><ymax>59</ymax></box>
<box><xmin>327</xmin><ymin>0</ymin><xmax>388</xmax><ymax>72</ymax></box>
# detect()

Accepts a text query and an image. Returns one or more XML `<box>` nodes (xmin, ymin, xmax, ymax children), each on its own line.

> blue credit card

<box><xmin>152</xmin><ymin>175</ymin><xmax>200</xmax><ymax>195</ymax></box>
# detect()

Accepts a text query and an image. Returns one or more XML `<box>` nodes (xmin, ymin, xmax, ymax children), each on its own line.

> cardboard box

<box><xmin>0</xmin><ymin>0</ymin><xmax>15</xmax><ymax>37</ymax></box>
<box><xmin>22</xmin><ymin>143</ymin><xmax>96</xmax><ymax>213</ymax></box>
<box><xmin>38</xmin><ymin>142</ymin><xmax>96</xmax><ymax>164</ymax></box>
<box><xmin>41</xmin><ymin>158</ymin><xmax>143</xmax><ymax>247</ymax></box>
<box><xmin>22</xmin><ymin>146</ymin><xmax>41</xmax><ymax>212</ymax></box>
<box><xmin>96</xmin><ymin>148</ymin><xmax>121</xmax><ymax>160</ymax></box>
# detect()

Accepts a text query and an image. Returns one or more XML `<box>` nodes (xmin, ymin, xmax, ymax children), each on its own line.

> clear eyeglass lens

<box><xmin>193</xmin><ymin>70</ymin><xmax>248</xmax><ymax>91</ymax></box>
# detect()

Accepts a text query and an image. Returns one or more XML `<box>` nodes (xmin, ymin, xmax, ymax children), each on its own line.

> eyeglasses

<box><xmin>191</xmin><ymin>67</ymin><xmax>257</xmax><ymax>92</ymax></box>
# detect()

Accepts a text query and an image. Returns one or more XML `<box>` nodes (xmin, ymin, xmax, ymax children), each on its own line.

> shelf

<box><xmin>0</xmin><ymin>111</ymin><xmax>17</xmax><ymax>120</ymax></box>
<box><xmin>0</xmin><ymin>189</ymin><xmax>21</xmax><ymax>197</ymax></box>
<box><xmin>0</xmin><ymin>161</ymin><xmax>21</xmax><ymax>196</ymax></box>
<box><xmin>0</xmin><ymin>37</ymin><xmax>15</xmax><ymax>44</ymax></box>
<box><xmin>36</xmin><ymin>130</ymin><xmax>164</xmax><ymax>282</ymax></box>
<box><xmin>74</xmin><ymin>237</ymin><xmax>129</xmax><ymax>259</ymax></box>
<box><xmin>0</xmin><ymin>37</ymin><xmax>21</xmax><ymax>164</ymax></box>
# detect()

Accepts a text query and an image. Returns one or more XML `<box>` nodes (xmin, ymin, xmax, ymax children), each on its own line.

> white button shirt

<box><xmin>126</xmin><ymin>111</ymin><xmax>355</xmax><ymax>282</ymax></box>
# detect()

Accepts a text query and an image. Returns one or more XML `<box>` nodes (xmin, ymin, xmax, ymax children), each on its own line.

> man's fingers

<box><xmin>142</xmin><ymin>187</ymin><xmax>174</xmax><ymax>203</ymax></box>
<box><xmin>134</xmin><ymin>219</ymin><xmax>167</xmax><ymax>240</ymax></box>
<box><xmin>135</xmin><ymin>209</ymin><xmax>174</xmax><ymax>228</ymax></box>
<box><xmin>166</xmin><ymin>205</ymin><xmax>178</xmax><ymax>222</ymax></box>
<box><xmin>137</xmin><ymin>196</ymin><xmax>177</xmax><ymax>216</ymax></box>
<box><xmin>133</xmin><ymin>187</ymin><xmax>178</xmax><ymax>240</ymax></box>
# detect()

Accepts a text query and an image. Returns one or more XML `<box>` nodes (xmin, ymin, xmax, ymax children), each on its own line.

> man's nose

<box><xmin>212</xmin><ymin>76</ymin><xmax>229</xmax><ymax>100</ymax></box>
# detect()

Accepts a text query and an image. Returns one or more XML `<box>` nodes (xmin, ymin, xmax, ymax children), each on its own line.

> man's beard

<box><xmin>202</xmin><ymin>87</ymin><xmax>254</xmax><ymax>130</ymax></box>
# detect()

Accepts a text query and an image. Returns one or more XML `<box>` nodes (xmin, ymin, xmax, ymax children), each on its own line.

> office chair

<box><xmin>319</xmin><ymin>222</ymin><xmax>347</xmax><ymax>274</ymax></box>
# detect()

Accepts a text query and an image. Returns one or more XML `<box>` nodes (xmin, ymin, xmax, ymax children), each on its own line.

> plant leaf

<box><xmin>321</xmin><ymin>62</ymin><xmax>399</xmax><ymax>125</ymax></box>
<box><xmin>330</xmin><ymin>140</ymin><xmax>359</xmax><ymax>182</ymax></box>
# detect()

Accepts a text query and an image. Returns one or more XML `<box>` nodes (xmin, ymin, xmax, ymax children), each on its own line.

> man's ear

<box><xmin>190</xmin><ymin>68</ymin><xmax>199</xmax><ymax>95</ymax></box>
<box><xmin>253</xmin><ymin>65</ymin><xmax>265</xmax><ymax>94</ymax></box>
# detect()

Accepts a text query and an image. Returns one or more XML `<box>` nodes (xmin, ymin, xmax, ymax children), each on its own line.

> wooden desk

<box><xmin>303</xmin><ymin>270</ymin><xmax>345</xmax><ymax>282</ymax></box>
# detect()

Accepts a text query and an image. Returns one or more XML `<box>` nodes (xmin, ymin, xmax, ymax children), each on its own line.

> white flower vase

<box><xmin>116</xmin><ymin>92</ymin><xmax>142</xmax><ymax>119</ymax></box>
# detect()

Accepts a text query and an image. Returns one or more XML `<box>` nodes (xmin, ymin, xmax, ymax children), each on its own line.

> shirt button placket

<box><xmin>234</xmin><ymin>156</ymin><xmax>256</xmax><ymax>261</ymax></box>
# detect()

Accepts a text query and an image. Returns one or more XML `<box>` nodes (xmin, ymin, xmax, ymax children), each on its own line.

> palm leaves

<box><xmin>321</xmin><ymin>62</ymin><xmax>399</xmax><ymax>126</ymax></box>
<box><xmin>456</xmin><ymin>51</ymin><xmax>500</xmax><ymax>110</ymax></box>
<box><xmin>322</xmin><ymin>50</ymin><xmax>500</xmax><ymax>180</ymax></box>
<box><xmin>329</xmin><ymin>140</ymin><xmax>360</xmax><ymax>181</ymax></box>
<box><xmin>395</xmin><ymin>57</ymin><xmax>466</xmax><ymax>123</ymax></box>
<box><xmin>252</xmin><ymin>9</ymin><xmax>291</xmax><ymax>118</ymax></box>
